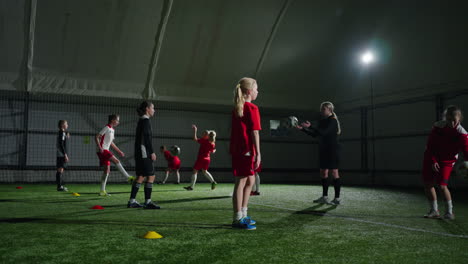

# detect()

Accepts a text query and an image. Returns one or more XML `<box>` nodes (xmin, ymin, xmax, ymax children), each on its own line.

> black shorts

<box><xmin>135</xmin><ymin>158</ymin><xmax>155</xmax><ymax>177</ymax></box>
<box><xmin>56</xmin><ymin>157</ymin><xmax>68</xmax><ymax>169</ymax></box>
<box><xmin>318</xmin><ymin>145</ymin><xmax>340</xmax><ymax>170</ymax></box>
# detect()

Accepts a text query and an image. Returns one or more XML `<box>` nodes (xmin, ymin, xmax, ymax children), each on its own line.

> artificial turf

<box><xmin>1</xmin><ymin>183</ymin><xmax>467</xmax><ymax>264</ymax></box>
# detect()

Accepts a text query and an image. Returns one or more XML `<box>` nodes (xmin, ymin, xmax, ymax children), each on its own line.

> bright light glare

<box><xmin>361</xmin><ymin>52</ymin><xmax>374</xmax><ymax>64</ymax></box>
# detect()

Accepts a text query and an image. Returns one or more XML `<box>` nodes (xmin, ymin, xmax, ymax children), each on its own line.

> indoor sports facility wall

<box><xmin>1</xmin><ymin>88</ymin><xmax>468</xmax><ymax>189</ymax></box>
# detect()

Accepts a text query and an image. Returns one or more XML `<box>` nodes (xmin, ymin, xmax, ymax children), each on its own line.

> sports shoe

<box><xmin>250</xmin><ymin>191</ymin><xmax>260</xmax><ymax>196</ymax></box>
<box><xmin>423</xmin><ymin>209</ymin><xmax>440</xmax><ymax>219</ymax></box>
<box><xmin>127</xmin><ymin>176</ymin><xmax>136</xmax><ymax>184</ymax></box>
<box><xmin>211</xmin><ymin>182</ymin><xmax>217</xmax><ymax>190</ymax></box>
<box><xmin>313</xmin><ymin>196</ymin><xmax>329</xmax><ymax>204</ymax></box>
<box><xmin>57</xmin><ymin>186</ymin><xmax>68</xmax><ymax>192</ymax></box>
<box><xmin>443</xmin><ymin>212</ymin><xmax>455</xmax><ymax>220</ymax></box>
<box><xmin>143</xmin><ymin>202</ymin><xmax>161</xmax><ymax>209</ymax></box>
<box><xmin>174</xmin><ymin>182</ymin><xmax>180</xmax><ymax>185</ymax></box>
<box><xmin>232</xmin><ymin>218</ymin><xmax>256</xmax><ymax>230</ymax></box>
<box><xmin>99</xmin><ymin>190</ymin><xmax>111</xmax><ymax>196</ymax></box>
<box><xmin>244</xmin><ymin>216</ymin><xmax>256</xmax><ymax>225</ymax></box>
<box><xmin>329</xmin><ymin>198</ymin><xmax>341</xmax><ymax>205</ymax></box>
<box><xmin>127</xmin><ymin>201</ymin><xmax>143</xmax><ymax>208</ymax></box>
<box><xmin>184</xmin><ymin>186</ymin><xmax>193</xmax><ymax>191</ymax></box>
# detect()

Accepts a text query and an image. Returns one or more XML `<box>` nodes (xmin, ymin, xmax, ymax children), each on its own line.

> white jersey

<box><xmin>98</xmin><ymin>125</ymin><xmax>115</xmax><ymax>150</ymax></box>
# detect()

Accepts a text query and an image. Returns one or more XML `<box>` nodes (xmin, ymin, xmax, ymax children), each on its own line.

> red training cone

<box><xmin>16</xmin><ymin>186</ymin><xmax>23</xmax><ymax>189</ymax></box>
<box><xmin>90</xmin><ymin>205</ymin><xmax>104</xmax><ymax>210</ymax></box>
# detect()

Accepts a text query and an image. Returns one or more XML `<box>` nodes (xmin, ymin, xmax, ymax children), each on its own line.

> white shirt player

<box><xmin>98</xmin><ymin>125</ymin><xmax>115</xmax><ymax>151</ymax></box>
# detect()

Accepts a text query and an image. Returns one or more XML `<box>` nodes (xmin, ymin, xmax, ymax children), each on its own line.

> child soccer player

<box><xmin>230</xmin><ymin>77</ymin><xmax>261</xmax><ymax>230</ymax></box>
<box><xmin>56</xmin><ymin>120</ymin><xmax>69</xmax><ymax>192</ymax></box>
<box><xmin>250</xmin><ymin>164</ymin><xmax>261</xmax><ymax>196</ymax></box>
<box><xmin>95</xmin><ymin>114</ymin><xmax>135</xmax><ymax>196</ymax></box>
<box><xmin>296</xmin><ymin>101</ymin><xmax>342</xmax><ymax>205</ymax></box>
<box><xmin>127</xmin><ymin>101</ymin><xmax>160</xmax><ymax>209</ymax></box>
<box><xmin>422</xmin><ymin>105</ymin><xmax>468</xmax><ymax>220</ymax></box>
<box><xmin>160</xmin><ymin>145</ymin><xmax>181</xmax><ymax>184</ymax></box>
<box><xmin>184</xmin><ymin>125</ymin><xmax>217</xmax><ymax>191</ymax></box>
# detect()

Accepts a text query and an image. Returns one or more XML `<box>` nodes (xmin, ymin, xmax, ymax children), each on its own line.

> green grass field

<box><xmin>1</xmin><ymin>183</ymin><xmax>468</xmax><ymax>264</ymax></box>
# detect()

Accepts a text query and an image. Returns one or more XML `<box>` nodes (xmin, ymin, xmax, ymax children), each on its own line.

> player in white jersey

<box><xmin>95</xmin><ymin>114</ymin><xmax>135</xmax><ymax>196</ymax></box>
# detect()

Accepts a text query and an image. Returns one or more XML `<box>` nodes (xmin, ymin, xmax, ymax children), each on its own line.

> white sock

<box><xmin>163</xmin><ymin>172</ymin><xmax>170</xmax><ymax>184</ymax></box>
<box><xmin>241</xmin><ymin>207</ymin><xmax>248</xmax><ymax>218</ymax></box>
<box><xmin>129</xmin><ymin>198</ymin><xmax>136</xmax><ymax>203</ymax></box>
<box><xmin>203</xmin><ymin>171</ymin><xmax>215</xmax><ymax>183</ymax></box>
<box><xmin>100</xmin><ymin>173</ymin><xmax>109</xmax><ymax>191</ymax></box>
<box><xmin>234</xmin><ymin>211</ymin><xmax>243</xmax><ymax>221</ymax></box>
<box><xmin>431</xmin><ymin>200</ymin><xmax>438</xmax><ymax>211</ymax></box>
<box><xmin>116</xmin><ymin>162</ymin><xmax>130</xmax><ymax>178</ymax></box>
<box><xmin>190</xmin><ymin>174</ymin><xmax>197</xmax><ymax>188</ymax></box>
<box><xmin>176</xmin><ymin>171</ymin><xmax>180</xmax><ymax>183</ymax></box>
<box><xmin>446</xmin><ymin>200</ymin><xmax>453</xmax><ymax>214</ymax></box>
<box><xmin>145</xmin><ymin>199</ymin><xmax>151</xmax><ymax>204</ymax></box>
<box><xmin>254</xmin><ymin>173</ymin><xmax>260</xmax><ymax>192</ymax></box>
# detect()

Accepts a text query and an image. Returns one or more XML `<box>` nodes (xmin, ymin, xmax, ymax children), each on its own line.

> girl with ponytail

<box><xmin>184</xmin><ymin>125</ymin><xmax>218</xmax><ymax>191</ymax></box>
<box><xmin>296</xmin><ymin>101</ymin><xmax>342</xmax><ymax>205</ymax></box>
<box><xmin>230</xmin><ymin>77</ymin><xmax>261</xmax><ymax>230</ymax></box>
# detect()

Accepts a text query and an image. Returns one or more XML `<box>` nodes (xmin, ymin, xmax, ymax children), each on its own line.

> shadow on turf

<box><xmin>294</xmin><ymin>204</ymin><xmax>338</xmax><ymax>216</ymax></box>
<box><xmin>437</xmin><ymin>219</ymin><xmax>468</xmax><ymax>236</ymax></box>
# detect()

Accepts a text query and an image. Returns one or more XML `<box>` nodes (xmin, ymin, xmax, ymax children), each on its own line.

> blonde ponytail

<box><xmin>332</xmin><ymin>112</ymin><xmax>342</xmax><ymax>135</ymax></box>
<box><xmin>233</xmin><ymin>77</ymin><xmax>257</xmax><ymax>117</ymax></box>
<box><xmin>320</xmin><ymin>101</ymin><xmax>341</xmax><ymax>135</ymax></box>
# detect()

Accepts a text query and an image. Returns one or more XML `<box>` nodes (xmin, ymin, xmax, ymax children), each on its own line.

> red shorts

<box><xmin>97</xmin><ymin>150</ymin><xmax>114</xmax><ymax>167</ymax></box>
<box><xmin>193</xmin><ymin>158</ymin><xmax>210</xmax><ymax>171</ymax></box>
<box><xmin>255</xmin><ymin>163</ymin><xmax>262</xmax><ymax>173</ymax></box>
<box><xmin>422</xmin><ymin>159</ymin><xmax>454</xmax><ymax>186</ymax></box>
<box><xmin>232</xmin><ymin>155</ymin><xmax>255</xmax><ymax>177</ymax></box>
<box><xmin>168</xmin><ymin>161</ymin><xmax>181</xmax><ymax>170</ymax></box>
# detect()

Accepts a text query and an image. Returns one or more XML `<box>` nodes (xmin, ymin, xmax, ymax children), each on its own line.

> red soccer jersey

<box><xmin>197</xmin><ymin>138</ymin><xmax>215</xmax><ymax>159</ymax></box>
<box><xmin>230</xmin><ymin>102</ymin><xmax>262</xmax><ymax>156</ymax></box>
<box><xmin>164</xmin><ymin>150</ymin><xmax>180</xmax><ymax>166</ymax></box>
<box><xmin>424</xmin><ymin>120</ymin><xmax>468</xmax><ymax>164</ymax></box>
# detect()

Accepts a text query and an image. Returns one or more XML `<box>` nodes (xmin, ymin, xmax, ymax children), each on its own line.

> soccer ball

<box><xmin>288</xmin><ymin>116</ymin><xmax>299</xmax><ymax>128</ymax></box>
<box><xmin>170</xmin><ymin>145</ymin><xmax>181</xmax><ymax>156</ymax></box>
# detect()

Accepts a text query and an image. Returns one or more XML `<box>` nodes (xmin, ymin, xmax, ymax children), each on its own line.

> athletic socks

<box><xmin>56</xmin><ymin>171</ymin><xmax>63</xmax><ymax>188</ymax></box>
<box><xmin>254</xmin><ymin>173</ymin><xmax>260</xmax><ymax>192</ymax></box>
<box><xmin>190</xmin><ymin>174</ymin><xmax>197</xmax><ymax>188</ymax></box>
<box><xmin>115</xmin><ymin>162</ymin><xmax>130</xmax><ymax>178</ymax></box>
<box><xmin>333</xmin><ymin>178</ymin><xmax>341</xmax><ymax>198</ymax></box>
<box><xmin>446</xmin><ymin>200</ymin><xmax>453</xmax><ymax>214</ymax></box>
<box><xmin>233</xmin><ymin>211</ymin><xmax>243</xmax><ymax>221</ymax></box>
<box><xmin>130</xmin><ymin>182</ymin><xmax>141</xmax><ymax>199</ymax></box>
<box><xmin>175</xmin><ymin>171</ymin><xmax>180</xmax><ymax>184</ymax></box>
<box><xmin>321</xmin><ymin>178</ymin><xmax>329</xmax><ymax>197</ymax></box>
<box><xmin>241</xmin><ymin>207</ymin><xmax>248</xmax><ymax>218</ymax></box>
<box><xmin>144</xmin><ymin>182</ymin><xmax>153</xmax><ymax>201</ymax></box>
<box><xmin>163</xmin><ymin>171</ymin><xmax>170</xmax><ymax>184</ymax></box>
<box><xmin>100</xmin><ymin>173</ymin><xmax>109</xmax><ymax>191</ymax></box>
<box><xmin>203</xmin><ymin>171</ymin><xmax>216</xmax><ymax>183</ymax></box>
<box><xmin>431</xmin><ymin>200</ymin><xmax>439</xmax><ymax>212</ymax></box>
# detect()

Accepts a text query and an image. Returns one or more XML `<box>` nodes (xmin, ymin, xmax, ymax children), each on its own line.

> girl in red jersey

<box><xmin>422</xmin><ymin>106</ymin><xmax>468</xmax><ymax>220</ymax></box>
<box><xmin>184</xmin><ymin>125</ymin><xmax>218</xmax><ymax>191</ymax></box>
<box><xmin>160</xmin><ymin>145</ymin><xmax>181</xmax><ymax>184</ymax></box>
<box><xmin>230</xmin><ymin>77</ymin><xmax>261</xmax><ymax>230</ymax></box>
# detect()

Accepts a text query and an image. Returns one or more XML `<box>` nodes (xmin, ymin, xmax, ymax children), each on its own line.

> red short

<box><xmin>168</xmin><ymin>161</ymin><xmax>181</xmax><ymax>170</ymax></box>
<box><xmin>97</xmin><ymin>150</ymin><xmax>114</xmax><ymax>167</ymax></box>
<box><xmin>422</xmin><ymin>159</ymin><xmax>454</xmax><ymax>186</ymax></box>
<box><xmin>193</xmin><ymin>158</ymin><xmax>210</xmax><ymax>171</ymax></box>
<box><xmin>255</xmin><ymin>163</ymin><xmax>262</xmax><ymax>173</ymax></box>
<box><xmin>232</xmin><ymin>155</ymin><xmax>255</xmax><ymax>177</ymax></box>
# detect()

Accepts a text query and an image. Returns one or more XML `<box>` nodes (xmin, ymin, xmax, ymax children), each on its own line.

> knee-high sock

<box><xmin>163</xmin><ymin>171</ymin><xmax>170</xmax><ymax>183</ymax></box>
<box><xmin>130</xmin><ymin>182</ymin><xmax>141</xmax><ymax>200</ymax></box>
<box><xmin>253</xmin><ymin>173</ymin><xmax>260</xmax><ymax>192</ymax></box>
<box><xmin>100</xmin><ymin>173</ymin><xmax>109</xmax><ymax>191</ymax></box>
<box><xmin>144</xmin><ymin>182</ymin><xmax>153</xmax><ymax>203</ymax></box>
<box><xmin>176</xmin><ymin>171</ymin><xmax>180</xmax><ymax>184</ymax></box>
<box><xmin>203</xmin><ymin>171</ymin><xmax>215</xmax><ymax>183</ymax></box>
<box><xmin>56</xmin><ymin>171</ymin><xmax>63</xmax><ymax>188</ymax></box>
<box><xmin>115</xmin><ymin>162</ymin><xmax>130</xmax><ymax>178</ymax></box>
<box><xmin>321</xmin><ymin>178</ymin><xmax>329</xmax><ymax>197</ymax></box>
<box><xmin>190</xmin><ymin>174</ymin><xmax>197</xmax><ymax>188</ymax></box>
<box><xmin>333</xmin><ymin>178</ymin><xmax>341</xmax><ymax>198</ymax></box>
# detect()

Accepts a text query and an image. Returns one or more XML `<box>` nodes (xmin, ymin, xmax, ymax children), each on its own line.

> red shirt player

<box><xmin>184</xmin><ymin>125</ymin><xmax>217</xmax><ymax>191</ymax></box>
<box><xmin>160</xmin><ymin>146</ymin><xmax>181</xmax><ymax>184</ymax></box>
<box><xmin>422</xmin><ymin>106</ymin><xmax>468</xmax><ymax>220</ymax></box>
<box><xmin>230</xmin><ymin>77</ymin><xmax>261</xmax><ymax>230</ymax></box>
